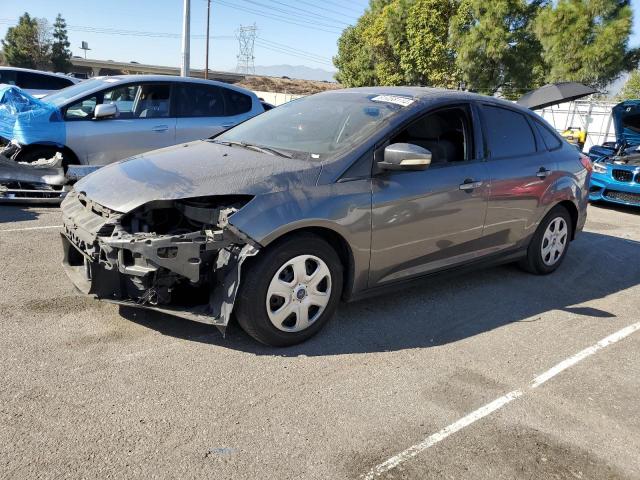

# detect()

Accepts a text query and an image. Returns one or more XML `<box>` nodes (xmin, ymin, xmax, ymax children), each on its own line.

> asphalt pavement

<box><xmin>0</xmin><ymin>202</ymin><xmax>638</xmax><ymax>479</ymax></box>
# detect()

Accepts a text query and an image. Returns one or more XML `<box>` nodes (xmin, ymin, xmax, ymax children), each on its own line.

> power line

<box><xmin>290</xmin><ymin>0</ymin><xmax>361</xmax><ymax>21</ymax></box>
<box><xmin>247</xmin><ymin>0</ymin><xmax>353</xmax><ymax>25</ymax></box>
<box><xmin>318</xmin><ymin>0</ymin><xmax>367</xmax><ymax>15</ymax></box>
<box><xmin>254</xmin><ymin>41</ymin><xmax>333</xmax><ymax>66</ymax></box>
<box><xmin>212</xmin><ymin>0</ymin><xmax>342</xmax><ymax>34</ymax></box>
<box><xmin>256</xmin><ymin>38</ymin><xmax>331</xmax><ymax>63</ymax></box>
<box><xmin>0</xmin><ymin>18</ymin><xmax>233</xmax><ymax>40</ymax></box>
<box><xmin>237</xmin><ymin>0</ymin><xmax>348</xmax><ymax>29</ymax></box>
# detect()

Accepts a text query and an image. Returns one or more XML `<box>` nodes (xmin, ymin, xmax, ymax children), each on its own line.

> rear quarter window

<box><xmin>223</xmin><ymin>88</ymin><xmax>252</xmax><ymax>116</ymax></box>
<box><xmin>534</xmin><ymin>119</ymin><xmax>563</xmax><ymax>150</ymax></box>
<box><xmin>481</xmin><ymin>105</ymin><xmax>537</xmax><ymax>159</ymax></box>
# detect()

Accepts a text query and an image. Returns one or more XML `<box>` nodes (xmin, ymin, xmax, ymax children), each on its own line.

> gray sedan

<box><xmin>61</xmin><ymin>87</ymin><xmax>591</xmax><ymax>346</ymax></box>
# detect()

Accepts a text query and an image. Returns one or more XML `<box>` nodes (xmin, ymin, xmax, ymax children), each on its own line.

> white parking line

<box><xmin>0</xmin><ymin>225</ymin><xmax>62</xmax><ymax>233</ymax></box>
<box><xmin>363</xmin><ymin>321</ymin><xmax>640</xmax><ymax>479</ymax></box>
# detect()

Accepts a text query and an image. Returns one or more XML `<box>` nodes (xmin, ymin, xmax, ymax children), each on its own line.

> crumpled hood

<box><xmin>613</xmin><ymin>100</ymin><xmax>640</xmax><ymax>147</ymax></box>
<box><xmin>75</xmin><ymin>140</ymin><xmax>322</xmax><ymax>213</ymax></box>
<box><xmin>0</xmin><ymin>84</ymin><xmax>64</xmax><ymax>145</ymax></box>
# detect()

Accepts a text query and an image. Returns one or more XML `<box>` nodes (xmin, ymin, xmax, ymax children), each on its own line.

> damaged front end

<box><xmin>61</xmin><ymin>190</ymin><xmax>259</xmax><ymax>332</ymax></box>
<box><xmin>0</xmin><ymin>146</ymin><xmax>68</xmax><ymax>203</ymax></box>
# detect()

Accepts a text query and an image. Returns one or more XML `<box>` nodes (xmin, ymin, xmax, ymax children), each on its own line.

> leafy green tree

<box><xmin>618</xmin><ymin>70</ymin><xmax>640</xmax><ymax>100</ymax></box>
<box><xmin>2</xmin><ymin>13</ymin><xmax>40</xmax><ymax>68</ymax></box>
<box><xmin>334</xmin><ymin>0</ymin><xmax>460</xmax><ymax>87</ymax></box>
<box><xmin>535</xmin><ymin>0</ymin><xmax>633</xmax><ymax>88</ymax></box>
<box><xmin>450</xmin><ymin>0</ymin><xmax>546</xmax><ymax>98</ymax></box>
<box><xmin>334</xmin><ymin>11</ymin><xmax>377</xmax><ymax>87</ymax></box>
<box><xmin>1</xmin><ymin>12</ymin><xmax>52</xmax><ymax>69</ymax></box>
<box><xmin>51</xmin><ymin>14</ymin><xmax>71</xmax><ymax>72</ymax></box>
<box><xmin>403</xmin><ymin>0</ymin><xmax>460</xmax><ymax>88</ymax></box>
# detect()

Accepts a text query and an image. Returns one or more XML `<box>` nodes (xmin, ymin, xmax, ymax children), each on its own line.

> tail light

<box><xmin>579</xmin><ymin>154</ymin><xmax>592</xmax><ymax>172</ymax></box>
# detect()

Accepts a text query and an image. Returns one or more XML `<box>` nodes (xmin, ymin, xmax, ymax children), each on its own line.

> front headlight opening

<box><xmin>592</xmin><ymin>162</ymin><xmax>607</xmax><ymax>174</ymax></box>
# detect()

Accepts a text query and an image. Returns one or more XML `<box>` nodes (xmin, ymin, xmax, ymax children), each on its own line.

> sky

<box><xmin>0</xmin><ymin>0</ymin><xmax>639</xmax><ymax>74</ymax></box>
<box><xmin>0</xmin><ymin>0</ymin><xmax>370</xmax><ymax>72</ymax></box>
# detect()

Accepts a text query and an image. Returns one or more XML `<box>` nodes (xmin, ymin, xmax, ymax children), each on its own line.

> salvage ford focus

<box><xmin>61</xmin><ymin>87</ymin><xmax>590</xmax><ymax>346</ymax></box>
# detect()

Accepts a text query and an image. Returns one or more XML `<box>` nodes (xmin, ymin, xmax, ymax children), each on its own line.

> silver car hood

<box><xmin>75</xmin><ymin>141</ymin><xmax>322</xmax><ymax>213</ymax></box>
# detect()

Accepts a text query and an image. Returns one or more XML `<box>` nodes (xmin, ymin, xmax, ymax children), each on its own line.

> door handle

<box><xmin>536</xmin><ymin>167</ymin><xmax>551</xmax><ymax>178</ymax></box>
<box><xmin>459</xmin><ymin>179</ymin><xmax>483</xmax><ymax>191</ymax></box>
<box><xmin>152</xmin><ymin>125</ymin><xmax>169</xmax><ymax>132</ymax></box>
<box><xmin>221</xmin><ymin>123</ymin><xmax>236</xmax><ymax>129</ymax></box>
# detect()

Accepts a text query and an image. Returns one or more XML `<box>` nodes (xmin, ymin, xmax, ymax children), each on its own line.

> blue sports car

<box><xmin>588</xmin><ymin>100</ymin><xmax>640</xmax><ymax>207</ymax></box>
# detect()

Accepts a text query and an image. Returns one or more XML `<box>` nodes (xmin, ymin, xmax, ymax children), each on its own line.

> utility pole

<box><xmin>205</xmin><ymin>0</ymin><xmax>211</xmax><ymax>79</ymax></box>
<box><xmin>181</xmin><ymin>0</ymin><xmax>190</xmax><ymax>77</ymax></box>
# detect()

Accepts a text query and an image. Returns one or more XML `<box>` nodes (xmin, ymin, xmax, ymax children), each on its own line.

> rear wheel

<box><xmin>519</xmin><ymin>205</ymin><xmax>572</xmax><ymax>275</ymax></box>
<box><xmin>235</xmin><ymin>233</ymin><xmax>343</xmax><ymax>347</ymax></box>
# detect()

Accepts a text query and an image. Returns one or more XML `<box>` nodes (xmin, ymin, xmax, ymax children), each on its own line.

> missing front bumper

<box><xmin>61</xmin><ymin>231</ymin><xmax>258</xmax><ymax>331</ymax></box>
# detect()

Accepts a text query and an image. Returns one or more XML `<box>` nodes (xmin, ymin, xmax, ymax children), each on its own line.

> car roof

<box><xmin>315</xmin><ymin>86</ymin><xmax>533</xmax><ymax>115</ymax></box>
<box><xmin>0</xmin><ymin>66</ymin><xmax>80</xmax><ymax>83</ymax></box>
<box><xmin>55</xmin><ymin>74</ymin><xmax>257</xmax><ymax>105</ymax></box>
<box><xmin>91</xmin><ymin>74</ymin><xmax>249</xmax><ymax>90</ymax></box>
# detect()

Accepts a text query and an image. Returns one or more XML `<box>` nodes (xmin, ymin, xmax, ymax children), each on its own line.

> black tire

<box><xmin>17</xmin><ymin>147</ymin><xmax>64</xmax><ymax>165</ymax></box>
<box><xmin>519</xmin><ymin>205</ymin><xmax>572</xmax><ymax>275</ymax></box>
<box><xmin>235</xmin><ymin>233</ymin><xmax>343</xmax><ymax>347</ymax></box>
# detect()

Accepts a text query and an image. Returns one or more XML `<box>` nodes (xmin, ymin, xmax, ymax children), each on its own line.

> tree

<box><xmin>334</xmin><ymin>0</ymin><xmax>460</xmax><ymax>87</ymax></box>
<box><xmin>1</xmin><ymin>12</ymin><xmax>52</xmax><ymax>69</ymax></box>
<box><xmin>618</xmin><ymin>70</ymin><xmax>640</xmax><ymax>100</ymax></box>
<box><xmin>51</xmin><ymin>14</ymin><xmax>71</xmax><ymax>72</ymax></box>
<box><xmin>535</xmin><ymin>0</ymin><xmax>633</xmax><ymax>88</ymax></box>
<box><xmin>334</xmin><ymin>11</ymin><xmax>377</xmax><ymax>87</ymax></box>
<box><xmin>2</xmin><ymin>13</ymin><xmax>40</xmax><ymax>68</ymax></box>
<box><xmin>450</xmin><ymin>0</ymin><xmax>546</xmax><ymax>98</ymax></box>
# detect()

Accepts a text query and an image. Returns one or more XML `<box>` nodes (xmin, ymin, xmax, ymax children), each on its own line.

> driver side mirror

<box><xmin>94</xmin><ymin>103</ymin><xmax>118</xmax><ymax>119</ymax></box>
<box><xmin>378</xmin><ymin>143</ymin><xmax>432</xmax><ymax>171</ymax></box>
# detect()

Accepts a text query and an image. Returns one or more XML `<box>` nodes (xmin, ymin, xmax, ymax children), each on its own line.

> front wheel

<box><xmin>519</xmin><ymin>205</ymin><xmax>572</xmax><ymax>275</ymax></box>
<box><xmin>235</xmin><ymin>234</ymin><xmax>343</xmax><ymax>347</ymax></box>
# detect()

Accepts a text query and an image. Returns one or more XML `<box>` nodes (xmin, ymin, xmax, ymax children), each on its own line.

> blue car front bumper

<box><xmin>589</xmin><ymin>166</ymin><xmax>640</xmax><ymax>207</ymax></box>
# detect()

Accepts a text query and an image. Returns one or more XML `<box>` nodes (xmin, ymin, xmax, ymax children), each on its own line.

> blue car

<box><xmin>588</xmin><ymin>100</ymin><xmax>640</xmax><ymax>207</ymax></box>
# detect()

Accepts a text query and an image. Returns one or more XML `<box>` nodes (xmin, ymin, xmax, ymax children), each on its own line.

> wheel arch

<box><xmin>16</xmin><ymin>143</ymin><xmax>80</xmax><ymax>167</ymax></box>
<box><xmin>556</xmin><ymin>199</ymin><xmax>579</xmax><ymax>241</ymax></box>
<box><xmin>259</xmin><ymin>225</ymin><xmax>356</xmax><ymax>301</ymax></box>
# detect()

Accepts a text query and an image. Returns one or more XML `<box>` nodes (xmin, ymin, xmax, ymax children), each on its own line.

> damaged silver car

<box><xmin>62</xmin><ymin>88</ymin><xmax>590</xmax><ymax>346</ymax></box>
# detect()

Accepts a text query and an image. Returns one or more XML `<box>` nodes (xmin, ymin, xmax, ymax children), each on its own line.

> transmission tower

<box><xmin>236</xmin><ymin>24</ymin><xmax>257</xmax><ymax>74</ymax></box>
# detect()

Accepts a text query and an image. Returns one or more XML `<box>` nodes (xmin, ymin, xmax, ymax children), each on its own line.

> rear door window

<box><xmin>222</xmin><ymin>88</ymin><xmax>252</xmax><ymax>116</ymax></box>
<box><xmin>481</xmin><ymin>105</ymin><xmax>537</xmax><ymax>159</ymax></box>
<box><xmin>132</xmin><ymin>83</ymin><xmax>171</xmax><ymax>118</ymax></box>
<box><xmin>175</xmin><ymin>83</ymin><xmax>225</xmax><ymax>117</ymax></box>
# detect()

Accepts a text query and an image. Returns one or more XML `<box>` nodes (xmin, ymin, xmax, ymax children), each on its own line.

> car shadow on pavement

<box><xmin>0</xmin><ymin>204</ymin><xmax>52</xmax><ymax>224</ymax></box>
<box><xmin>120</xmin><ymin>231</ymin><xmax>639</xmax><ymax>357</ymax></box>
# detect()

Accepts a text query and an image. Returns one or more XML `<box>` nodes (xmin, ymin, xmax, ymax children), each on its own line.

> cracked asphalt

<box><xmin>0</xmin><ymin>202</ymin><xmax>639</xmax><ymax>479</ymax></box>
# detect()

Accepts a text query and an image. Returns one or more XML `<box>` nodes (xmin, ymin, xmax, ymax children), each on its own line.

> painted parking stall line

<box><xmin>0</xmin><ymin>225</ymin><xmax>62</xmax><ymax>233</ymax></box>
<box><xmin>363</xmin><ymin>321</ymin><xmax>640</xmax><ymax>479</ymax></box>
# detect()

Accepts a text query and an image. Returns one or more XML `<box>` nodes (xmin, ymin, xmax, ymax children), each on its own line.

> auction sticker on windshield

<box><xmin>370</xmin><ymin>95</ymin><xmax>415</xmax><ymax>107</ymax></box>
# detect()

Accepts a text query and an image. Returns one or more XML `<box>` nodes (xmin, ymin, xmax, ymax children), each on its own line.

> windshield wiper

<box><xmin>213</xmin><ymin>140</ymin><xmax>292</xmax><ymax>158</ymax></box>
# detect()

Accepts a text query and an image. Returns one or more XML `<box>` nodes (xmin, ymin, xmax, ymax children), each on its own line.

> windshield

<box><xmin>42</xmin><ymin>78</ymin><xmax>108</xmax><ymax>107</ymax></box>
<box><xmin>216</xmin><ymin>92</ymin><xmax>411</xmax><ymax>158</ymax></box>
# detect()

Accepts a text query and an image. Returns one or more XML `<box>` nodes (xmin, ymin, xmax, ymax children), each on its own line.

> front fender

<box><xmin>229</xmin><ymin>181</ymin><xmax>373</xmax><ymax>295</ymax></box>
